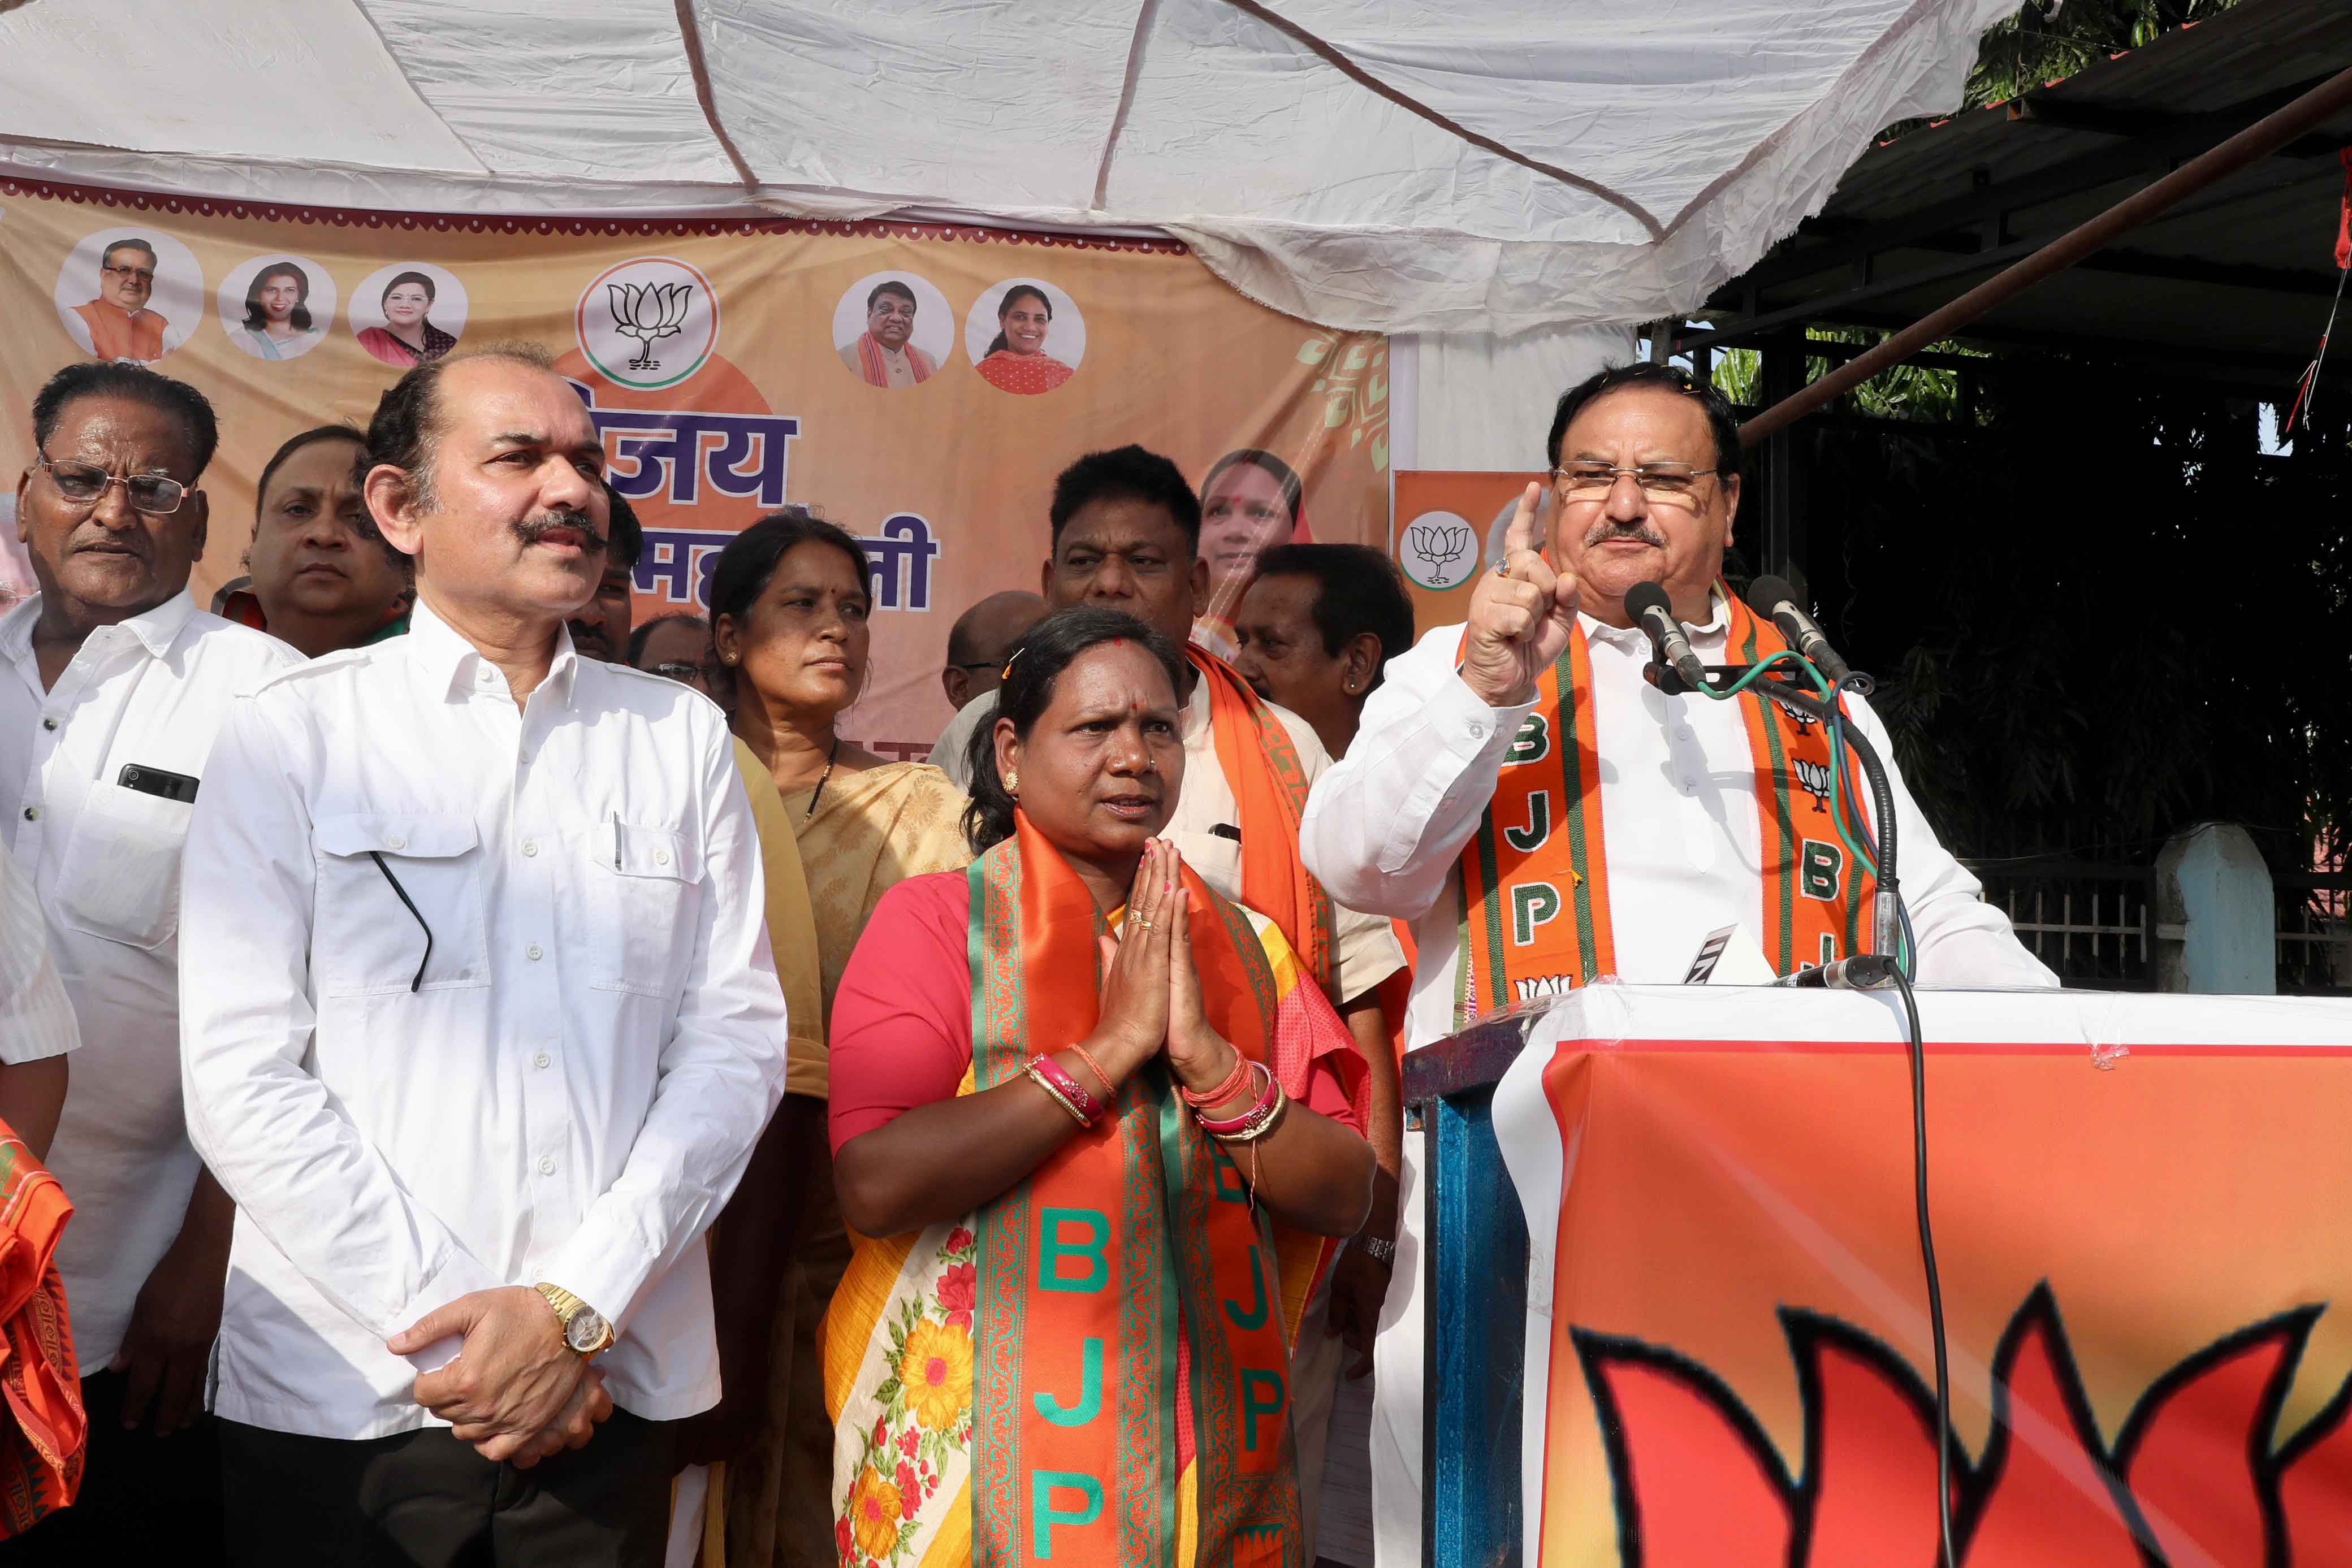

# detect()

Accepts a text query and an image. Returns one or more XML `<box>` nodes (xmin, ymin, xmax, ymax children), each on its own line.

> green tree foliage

<box><xmin>1969</xmin><ymin>2</ymin><xmax>2251</xmax><ymax>108</ymax></box>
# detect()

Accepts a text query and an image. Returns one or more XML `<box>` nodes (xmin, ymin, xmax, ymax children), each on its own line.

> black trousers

<box><xmin>217</xmin><ymin>1408</ymin><xmax>675</xmax><ymax>1568</ymax></box>
<box><xmin>0</xmin><ymin>1368</ymin><xmax>226</xmax><ymax>1563</ymax></box>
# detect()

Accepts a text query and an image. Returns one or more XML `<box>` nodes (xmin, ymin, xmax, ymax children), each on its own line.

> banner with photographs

<box><xmin>0</xmin><ymin>176</ymin><xmax>1391</xmax><ymax>753</ymax></box>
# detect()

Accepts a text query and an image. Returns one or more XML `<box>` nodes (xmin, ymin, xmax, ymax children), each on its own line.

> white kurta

<box><xmin>1298</xmin><ymin>599</ymin><xmax>2056</xmax><ymax>1564</ymax></box>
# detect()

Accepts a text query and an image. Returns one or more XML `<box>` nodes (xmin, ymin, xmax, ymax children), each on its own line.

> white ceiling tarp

<box><xmin>0</xmin><ymin>0</ymin><xmax>2013</xmax><ymax>335</ymax></box>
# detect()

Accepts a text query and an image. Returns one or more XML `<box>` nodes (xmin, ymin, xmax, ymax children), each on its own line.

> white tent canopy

<box><xmin>1</xmin><ymin>0</ymin><xmax>2011</xmax><ymax>336</ymax></box>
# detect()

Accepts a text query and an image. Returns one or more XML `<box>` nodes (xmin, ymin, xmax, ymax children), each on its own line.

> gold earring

<box><xmin>1005</xmin><ymin>771</ymin><xmax>1019</xmax><ymax>794</ymax></box>
<box><xmin>722</xmin><ymin>650</ymin><xmax>738</xmax><ymax>665</ymax></box>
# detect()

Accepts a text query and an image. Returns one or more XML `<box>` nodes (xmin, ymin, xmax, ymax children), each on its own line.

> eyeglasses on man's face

<box><xmin>1551</xmin><ymin>462</ymin><xmax>1720</xmax><ymax>509</ymax></box>
<box><xmin>36</xmin><ymin>453</ymin><xmax>190</xmax><ymax>515</ymax></box>
<box><xmin>650</xmin><ymin>662</ymin><xmax>703</xmax><ymax>683</ymax></box>
<box><xmin>102</xmin><ymin>264</ymin><xmax>157</xmax><ymax>285</ymax></box>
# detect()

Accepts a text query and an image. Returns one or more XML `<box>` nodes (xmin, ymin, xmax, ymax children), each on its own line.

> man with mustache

<box><xmin>837</xmin><ymin>279</ymin><xmax>936</xmax><ymax>389</ymax></box>
<box><xmin>72</xmin><ymin>238</ymin><xmax>172</xmax><ymax>363</ymax></box>
<box><xmin>178</xmin><ymin>343</ymin><xmax>788</xmax><ymax>1564</ymax></box>
<box><xmin>1</xmin><ymin>361</ymin><xmax>302</xmax><ymax>1561</ymax></box>
<box><xmin>1299</xmin><ymin>361</ymin><xmax>2056</xmax><ymax>1567</ymax></box>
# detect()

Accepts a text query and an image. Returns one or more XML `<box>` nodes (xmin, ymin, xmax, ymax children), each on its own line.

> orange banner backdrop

<box><xmin>1391</xmin><ymin>470</ymin><xmax>1541</xmax><ymax>636</ymax></box>
<box><xmin>0</xmin><ymin>177</ymin><xmax>1389</xmax><ymax>753</ymax></box>
<box><xmin>1496</xmin><ymin>994</ymin><xmax>2352</xmax><ymax>1568</ymax></box>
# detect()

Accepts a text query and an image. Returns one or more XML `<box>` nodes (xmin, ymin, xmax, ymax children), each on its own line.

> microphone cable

<box><xmin>1822</xmin><ymin>675</ymin><xmax>1955</xmax><ymax>1565</ymax></box>
<box><xmin>1709</xmin><ymin>655</ymin><xmax>1957</xmax><ymax>1562</ymax></box>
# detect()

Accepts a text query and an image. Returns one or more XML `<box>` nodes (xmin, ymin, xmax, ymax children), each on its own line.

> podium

<box><xmin>1402</xmin><ymin>985</ymin><xmax>2352</xmax><ymax>1568</ymax></box>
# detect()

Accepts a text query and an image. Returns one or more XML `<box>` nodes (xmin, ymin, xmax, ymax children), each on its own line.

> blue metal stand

<box><xmin>1405</xmin><ymin>1012</ymin><xmax>1542</xmax><ymax>1568</ymax></box>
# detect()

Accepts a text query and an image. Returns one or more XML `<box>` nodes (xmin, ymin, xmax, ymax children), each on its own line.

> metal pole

<box><xmin>1740</xmin><ymin>62</ymin><xmax>2352</xmax><ymax>446</ymax></box>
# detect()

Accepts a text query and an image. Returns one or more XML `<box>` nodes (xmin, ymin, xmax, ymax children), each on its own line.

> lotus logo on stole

<box><xmin>577</xmin><ymin>258</ymin><xmax>719</xmax><ymax>391</ymax></box>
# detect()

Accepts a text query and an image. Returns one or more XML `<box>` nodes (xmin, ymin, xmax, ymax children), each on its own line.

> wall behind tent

<box><xmin>0</xmin><ymin>177</ymin><xmax>1390</xmax><ymax>755</ymax></box>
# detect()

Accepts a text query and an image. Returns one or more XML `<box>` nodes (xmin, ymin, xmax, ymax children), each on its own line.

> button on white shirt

<box><xmin>1302</xmin><ymin>600</ymin><xmax>2057</xmax><ymax>1051</ymax></box>
<box><xmin>178</xmin><ymin>600</ymin><xmax>788</xmax><ymax>1440</ymax></box>
<box><xmin>0</xmin><ymin>590</ymin><xmax>300</xmax><ymax>1370</ymax></box>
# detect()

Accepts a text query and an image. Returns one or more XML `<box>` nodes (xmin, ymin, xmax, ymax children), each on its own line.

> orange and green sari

<box><xmin>821</xmin><ymin>815</ymin><xmax>1360</xmax><ymax>1567</ymax></box>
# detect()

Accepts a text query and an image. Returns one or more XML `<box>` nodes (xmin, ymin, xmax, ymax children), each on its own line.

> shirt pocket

<box><xmin>1170</xmin><ymin>829</ymin><xmax>1245</xmax><ymax>908</ymax></box>
<box><xmin>311</xmin><ymin>813</ymin><xmax>491</xmax><ymax>996</ymax></box>
<box><xmin>55</xmin><ymin>782</ymin><xmax>190</xmax><ymax>951</ymax></box>
<box><xmin>586</xmin><ymin>819</ymin><xmax>702</xmax><ymax>998</ymax></box>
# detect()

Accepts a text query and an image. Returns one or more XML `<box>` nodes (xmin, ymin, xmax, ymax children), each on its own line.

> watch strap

<box><xmin>1355</xmin><ymin>1233</ymin><xmax>1396</xmax><ymax>1264</ymax></box>
<box><xmin>533</xmin><ymin>1283</ymin><xmax>615</xmax><ymax>1355</ymax></box>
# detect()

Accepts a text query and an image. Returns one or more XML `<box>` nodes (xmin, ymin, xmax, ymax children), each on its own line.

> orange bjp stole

<box><xmin>1454</xmin><ymin>590</ymin><xmax>1875</xmax><ymax>1022</ymax></box>
<box><xmin>1187</xmin><ymin>648</ymin><xmax>1335</xmax><ymax>991</ymax></box>
<box><xmin>0</xmin><ymin>1124</ymin><xmax>80</xmax><ymax>1538</ymax></box>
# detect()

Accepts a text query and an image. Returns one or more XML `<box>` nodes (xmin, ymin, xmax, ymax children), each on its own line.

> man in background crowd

<box><xmin>1232</xmin><ymin>540</ymin><xmax>1416</xmax><ymax>1568</ymax></box>
<box><xmin>1232</xmin><ymin>543</ymin><xmax>1413</xmax><ymax>764</ymax></box>
<box><xmin>217</xmin><ymin>426</ymin><xmax>412</xmax><ymax>656</ymax></box>
<box><xmin>1</xmin><ymin>362</ymin><xmax>302</xmax><ymax>1562</ymax></box>
<box><xmin>567</xmin><ymin>485</ymin><xmax>641</xmax><ymax>662</ymax></box>
<box><xmin>924</xmin><ymin>588</ymin><xmax>1042</xmax><ymax>771</ymax></box>
<box><xmin>178</xmin><ymin>344</ymin><xmax>786</xmax><ymax>1564</ymax></box>
<box><xmin>72</xmin><ymin>239</ymin><xmax>171</xmax><ymax>363</ymax></box>
<box><xmin>630</xmin><ymin>611</ymin><xmax>711</xmax><ymax>695</ymax></box>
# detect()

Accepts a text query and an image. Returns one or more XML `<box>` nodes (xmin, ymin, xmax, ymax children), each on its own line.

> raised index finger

<box><xmin>1502</xmin><ymin>480</ymin><xmax>1544</xmax><ymax>562</ymax></box>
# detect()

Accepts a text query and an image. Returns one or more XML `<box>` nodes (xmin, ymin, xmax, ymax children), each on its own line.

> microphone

<box><xmin>1625</xmin><ymin>582</ymin><xmax>1706</xmax><ymax>694</ymax></box>
<box><xmin>1746</xmin><ymin>575</ymin><xmax>1857</xmax><ymax>689</ymax></box>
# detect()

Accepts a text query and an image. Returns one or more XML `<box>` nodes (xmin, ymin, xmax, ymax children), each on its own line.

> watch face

<box><xmin>564</xmin><ymin>1309</ymin><xmax>611</xmax><ymax>1353</ymax></box>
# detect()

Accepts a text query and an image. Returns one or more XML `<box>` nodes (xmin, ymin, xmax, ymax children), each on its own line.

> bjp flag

<box><xmin>1481</xmin><ymin>986</ymin><xmax>2352</xmax><ymax>1568</ymax></box>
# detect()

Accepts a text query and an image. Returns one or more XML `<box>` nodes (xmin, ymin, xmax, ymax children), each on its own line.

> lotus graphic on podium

<box><xmin>608</xmin><ymin>281</ymin><xmax>693</xmax><ymax>372</ymax></box>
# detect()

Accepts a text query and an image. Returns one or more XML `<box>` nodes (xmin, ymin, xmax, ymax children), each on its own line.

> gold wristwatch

<box><xmin>533</xmin><ymin>1283</ymin><xmax>616</xmax><ymax>1357</ymax></box>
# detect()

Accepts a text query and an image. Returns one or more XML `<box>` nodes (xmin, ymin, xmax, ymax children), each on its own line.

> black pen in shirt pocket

<box><xmin>1210</xmin><ymin>823</ymin><xmax>1241</xmax><ymax>843</ymax></box>
<box><xmin>119</xmin><ymin>764</ymin><xmax>198</xmax><ymax>804</ymax></box>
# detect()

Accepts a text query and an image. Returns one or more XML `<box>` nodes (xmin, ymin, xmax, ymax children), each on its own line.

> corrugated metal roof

<box><xmin>1700</xmin><ymin>0</ymin><xmax>2352</xmax><ymax>376</ymax></box>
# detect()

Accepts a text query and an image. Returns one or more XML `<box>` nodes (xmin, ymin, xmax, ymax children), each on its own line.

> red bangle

<box><xmin>1028</xmin><ymin>1055</ymin><xmax>1103</xmax><ymax>1127</ymax></box>
<box><xmin>1192</xmin><ymin>1061</ymin><xmax>1276</xmax><ymax>1136</ymax></box>
<box><xmin>1178</xmin><ymin>1050</ymin><xmax>1253</xmax><ymax>1109</ymax></box>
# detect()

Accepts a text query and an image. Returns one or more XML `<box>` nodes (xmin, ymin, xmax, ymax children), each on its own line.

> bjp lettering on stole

<box><xmin>0</xmin><ymin>176</ymin><xmax>1391</xmax><ymax>752</ymax></box>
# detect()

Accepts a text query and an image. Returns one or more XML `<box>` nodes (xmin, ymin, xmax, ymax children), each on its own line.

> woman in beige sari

<box><xmin>709</xmin><ymin>508</ymin><xmax>972</xmax><ymax>1566</ymax></box>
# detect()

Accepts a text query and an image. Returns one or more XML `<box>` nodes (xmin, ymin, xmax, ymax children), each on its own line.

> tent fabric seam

<box><xmin>673</xmin><ymin>0</ymin><xmax>759</xmax><ymax>194</ymax></box>
<box><xmin>1213</xmin><ymin>0</ymin><xmax>1667</xmax><ymax>242</ymax></box>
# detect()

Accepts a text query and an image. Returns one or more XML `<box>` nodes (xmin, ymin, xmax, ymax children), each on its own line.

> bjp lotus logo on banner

<box><xmin>1577</xmin><ymin>1283</ymin><xmax>2352</xmax><ymax>1566</ymax></box>
<box><xmin>577</xmin><ymin>257</ymin><xmax>719</xmax><ymax>391</ymax></box>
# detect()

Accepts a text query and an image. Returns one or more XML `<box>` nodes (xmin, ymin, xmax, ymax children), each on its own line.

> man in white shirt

<box><xmin>1</xmin><ymin>361</ymin><xmax>302</xmax><ymax>1563</ymax></box>
<box><xmin>1299</xmin><ymin>362</ymin><xmax>2055</xmax><ymax>1567</ymax></box>
<box><xmin>179</xmin><ymin>344</ymin><xmax>788</xmax><ymax>1566</ymax></box>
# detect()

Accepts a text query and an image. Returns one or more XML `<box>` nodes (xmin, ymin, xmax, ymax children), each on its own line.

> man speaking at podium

<box><xmin>1297</xmin><ymin>361</ymin><xmax>2053</xmax><ymax>1564</ymax></box>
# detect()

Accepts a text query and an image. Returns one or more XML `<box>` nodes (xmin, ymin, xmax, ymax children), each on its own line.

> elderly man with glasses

<box><xmin>1298</xmin><ymin>360</ymin><xmax>2056</xmax><ymax>1568</ymax></box>
<box><xmin>1</xmin><ymin>361</ymin><xmax>301</xmax><ymax>1560</ymax></box>
<box><xmin>72</xmin><ymin>239</ymin><xmax>172</xmax><ymax>363</ymax></box>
